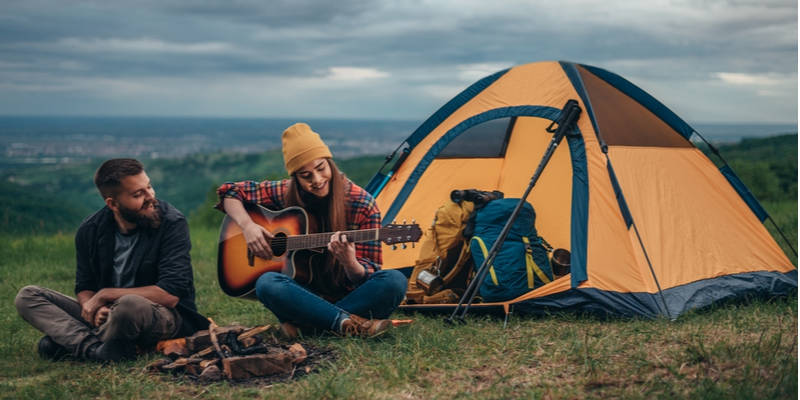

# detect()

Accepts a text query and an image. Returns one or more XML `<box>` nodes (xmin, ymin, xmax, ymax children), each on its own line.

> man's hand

<box><xmin>241</xmin><ymin>220</ymin><xmax>275</xmax><ymax>260</ymax></box>
<box><xmin>81</xmin><ymin>292</ymin><xmax>107</xmax><ymax>326</ymax></box>
<box><xmin>94</xmin><ymin>305</ymin><xmax>111</xmax><ymax>327</ymax></box>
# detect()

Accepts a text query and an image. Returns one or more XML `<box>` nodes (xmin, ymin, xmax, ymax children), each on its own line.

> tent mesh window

<box><xmin>438</xmin><ymin>117</ymin><xmax>516</xmax><ymax>158</ymax></box>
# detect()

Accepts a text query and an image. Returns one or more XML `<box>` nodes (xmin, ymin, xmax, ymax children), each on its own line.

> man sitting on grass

<box><xmin>15</xmin><ymin>158</ymin><xmax>209</xmax><ymax>363</ymax></box>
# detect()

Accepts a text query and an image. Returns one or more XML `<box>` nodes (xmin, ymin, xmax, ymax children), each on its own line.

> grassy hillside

<box><xmin>2</xmin><ymin>152</ymin><xmax>386</xmax><ymax>222</ymax></box>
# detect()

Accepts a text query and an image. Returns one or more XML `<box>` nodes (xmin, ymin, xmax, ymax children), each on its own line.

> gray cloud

<box><xmin>0</xmin><ymin>0</ymin><xmax>795</xmax><ymax>123</ymax></box>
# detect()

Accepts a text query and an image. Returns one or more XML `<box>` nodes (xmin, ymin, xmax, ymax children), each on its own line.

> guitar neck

<box><xmin>286</xmin><ymin>229</ymin><xmax>379</xmax><ymax>251</ymax></box>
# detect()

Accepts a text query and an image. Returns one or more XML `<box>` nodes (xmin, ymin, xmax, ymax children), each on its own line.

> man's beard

<box><xmin>118</xmin><ymin>199</ymin><xmax>161</xmax><ymax>229</ymax></box>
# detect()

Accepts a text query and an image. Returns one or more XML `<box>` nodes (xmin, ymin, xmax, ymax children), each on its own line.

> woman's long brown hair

<box><xmin>285</xmin><ymin>158</ymin><xmax>348</xmax><ymax>286</ymax></box>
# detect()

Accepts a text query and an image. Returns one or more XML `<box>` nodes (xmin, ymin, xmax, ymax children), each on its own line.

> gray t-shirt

<box><xmin>113</xmin><ymin>228</ymin><xmax>141</xmax><ymax>288</ymax></box>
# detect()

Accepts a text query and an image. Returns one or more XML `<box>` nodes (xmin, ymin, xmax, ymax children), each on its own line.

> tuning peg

<box><xmin>401</xmin><ymin>243</ymin><xmax>407</xmax><ymax>249</ymax></box>
<box><xmin>403</xmin><ymin>219</ymin><xmax>407</xmax><ymax>224</ymax></box>
<box><xmin>392</xmin><ymin>219</ymin><xmax>396</xmax><ymax>224</ymax></box>
<box><xmin>392</xmin><ymin>244</ymin><xmax>397</xmax><ymax>250</ymax></box>
<box><xmin>412</xmin><ymin>219</ymin><xmax>416</xmax><ymax>224</ymax></box>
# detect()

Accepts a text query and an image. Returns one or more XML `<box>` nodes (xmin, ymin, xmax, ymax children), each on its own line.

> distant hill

<box><xmin>698</xmin><ymin>134</ymin><xmax>797</xmax><ymax>201</ymax></box>
<box><xmin>703</xmin><ymin>134</ymin><xmax>798</xmax><ymax>163</ymax></box>
<box><xmin>0</xmin><ymin>180</ymin><xmax>92</xmax><ymax>234</ymax></box>
<box><xmin>1</xmin><ymin>152</ymin><xmax>387</xmax><ymax>229</ymax></box>
<box><xmin>2</xmin><ymin>134</ymin><xmax>795</xmax><ymax>235</ymax></box>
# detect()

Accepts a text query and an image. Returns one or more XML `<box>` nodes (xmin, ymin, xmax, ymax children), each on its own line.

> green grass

<box><xmin>0</xmin><ymin>214</ymin><xmax>797</xmax><ymax>399</ymax></box>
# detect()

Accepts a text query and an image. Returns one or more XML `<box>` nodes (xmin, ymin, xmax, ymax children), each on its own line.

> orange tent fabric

<box><xmin>367</xmin><ymin>61</ymin><xmax>796</xmax><ymax>318</ymax></box>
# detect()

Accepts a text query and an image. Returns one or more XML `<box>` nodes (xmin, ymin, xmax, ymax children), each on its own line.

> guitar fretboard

<box><xmin>287</xmin><ymin>229</ymin><xmax>380</xmax><ymax>250</ymax></box>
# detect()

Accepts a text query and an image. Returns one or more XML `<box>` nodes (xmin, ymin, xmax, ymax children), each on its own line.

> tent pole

<box><xmin>603</xmin><ymin>151</ymin><xmax>673</xmax><ymax>319</ymax></box>
<box><xmin>766</xmin><ymin>216</ymin><xmax>797</xmax><ymax>257</ymax></box>
<box><xmin>630</xmin><ymin>221</ymin><xmax>673</xmax><ymax>319</ymax></box>
<box><xmin>444</xmin><ymin>99</ymin><xmax>583</xmax><ymax>326</ymax></box>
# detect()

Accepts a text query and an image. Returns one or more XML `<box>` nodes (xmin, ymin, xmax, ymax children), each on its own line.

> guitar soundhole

<box><xmin>272</xmin><ymin>232</ymin><xmax>288</xmax><ymax>257</ymax></box>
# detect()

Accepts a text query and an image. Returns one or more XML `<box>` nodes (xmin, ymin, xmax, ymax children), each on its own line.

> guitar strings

<box><xmin>260</xmin><ymin>228</ymin><xmax>398</xmax><ymax>246</ymax></box>
<box><xmin>267</xmin><ymin>234</ymin><xmax>373</xmax><ymax>244</ymax></box>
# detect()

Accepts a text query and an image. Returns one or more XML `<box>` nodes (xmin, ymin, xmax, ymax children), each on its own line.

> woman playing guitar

<box><xmin>216</xmin><ymin>123</ymin><xmax>408</xmax><ymax>338</ymax></box>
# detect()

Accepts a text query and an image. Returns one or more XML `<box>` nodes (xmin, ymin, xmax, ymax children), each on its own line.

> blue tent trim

<box><xmin>577</xmin><ymin>63</ymin><xmax>695</xmax><ymax>141</ymax></box>
<box><xmin>560</xmin><ymin>61</ymin><xmax>603</xmax><ymax>147</ymax></box>
<box><xmin>566</xmin><ymin>127</ymin><xmax>588</xmax><ymax>286</ymax></box>
<box><xmin>719</xmin><ymin>165</ymin><xmax>770</xmax><ymax>222</ymax></box>
<box><xmin>382</xmin><ymin>105</ymin><xmax>590</xmax><ymax>284</ymax></box>
<box><xmin>511</xmin><ymin>269</ymin><xmax>798</xmax><ymax>318</ymax></box>
<box><xmin>663</xmin><ymin>269</ymin><xmax>797</xmax><ymax>316</ymax></box>
<box><xmin>558</xmin><ymin>61</ymin><xmax>594</xmax><ymax>287</ymax></box>
<box><xmin>399</xmin><ymin>270</ymin><xmax>797</xmax><ymax>319</ymax></box>
<box><xmin>404</xmin><ymin>69</ymin><xmax>510</xmax><ymax>149</ymax></box>
<box><xmin>400</xmin><ymin>270</ymin><xmax>797</xmax><ymax>319</ymax></box>
<box><xmin>366</xmin><ymin>68</ymin><xmax>509</xmax><ymax>197</ymax></box>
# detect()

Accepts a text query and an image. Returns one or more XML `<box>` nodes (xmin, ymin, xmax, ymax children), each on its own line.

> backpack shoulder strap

<box><xmin>523</xmin><ymin>236</ymin><xmax>551</xmax><ymax>286</ymax></box>
<box><xmin>471</xmin><ymin>236</ymin><xmax>498</xmax><ymax>286</ymax></box>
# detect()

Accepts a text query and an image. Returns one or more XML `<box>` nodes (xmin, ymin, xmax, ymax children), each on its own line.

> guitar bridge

<box><xmin>247</xmin><ymin>249</ymin><xmax>255</xmax><ymax>267</ymax></box>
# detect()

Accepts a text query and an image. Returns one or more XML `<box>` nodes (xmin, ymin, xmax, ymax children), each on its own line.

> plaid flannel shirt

<box><xmin>216</xmin><ymin>175</ymin><xmax>382</xmax><ymax>289</ymax></box>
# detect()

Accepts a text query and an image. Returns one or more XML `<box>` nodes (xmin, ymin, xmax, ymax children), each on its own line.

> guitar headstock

<box><xmin>380</xmin><ymin>223</ymin><xmax>422</xmax><ymax>248</ymax></box>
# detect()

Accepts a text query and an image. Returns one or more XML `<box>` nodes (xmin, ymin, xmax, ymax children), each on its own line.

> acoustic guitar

<box><xmin>217</xmin><ymin>203</ymin><xmax>422</xmax><ymax>299</ymax></box>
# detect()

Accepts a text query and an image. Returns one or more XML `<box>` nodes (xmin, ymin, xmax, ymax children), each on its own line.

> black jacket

<box><xmin>74</xmin><ymin>200</ymin><xmax>208</xmax><ymax>337</ymax></box>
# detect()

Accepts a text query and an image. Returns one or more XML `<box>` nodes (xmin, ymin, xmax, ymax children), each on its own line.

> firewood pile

<box><xmin>144</xmin><ymin>320</ymin><xmax>337</xmax><ymax>385</ymax></box>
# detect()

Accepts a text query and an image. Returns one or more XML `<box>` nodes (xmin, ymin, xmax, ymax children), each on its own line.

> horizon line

<box><xmin>0</xmin><ymin>114</ymin><xmax>797</xmax><ymax>126</ymax></box>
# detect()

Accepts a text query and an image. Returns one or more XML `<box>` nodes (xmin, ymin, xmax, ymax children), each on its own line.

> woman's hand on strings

<box><xmin>328</xmin><ymin>231</ymin><xmax>365</xmax><ymax>282</ymax></box>
<box><xmin>328</xmin><ymin>231</ymin><xmax>356</xmax><ymax>263</ymax></box>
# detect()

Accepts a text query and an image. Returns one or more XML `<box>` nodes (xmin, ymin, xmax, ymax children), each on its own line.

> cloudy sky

<box><xmin>1</xmin><ymin>0</ymin><xmax>796</xmax><ymax>124</ymax></box>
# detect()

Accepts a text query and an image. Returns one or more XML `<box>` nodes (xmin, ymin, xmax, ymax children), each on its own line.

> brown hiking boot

<box><xmin>339</xmin><ymin>314</ymin><xmax>391</xmax><ymax>337</ymax></box>
<box><xmin>280</xmin><ymin>322</ymin><xmax>299</xmax><ymax>340</ymax></box>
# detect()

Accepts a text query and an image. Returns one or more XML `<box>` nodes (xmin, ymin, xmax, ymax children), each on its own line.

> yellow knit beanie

<box><xmin>282</xmin><ymin>123</ymin><xmax>333</xmax><ymax>176</ymax></box>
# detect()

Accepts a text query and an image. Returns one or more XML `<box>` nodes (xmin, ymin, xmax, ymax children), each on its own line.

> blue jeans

<box><xmin>255</xmin><ymin>270</ymin><xmax>408</xmax><ymax>332</ymax></box>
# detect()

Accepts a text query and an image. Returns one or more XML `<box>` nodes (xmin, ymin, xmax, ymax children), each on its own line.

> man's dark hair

<box><xmin>94</xmin><ymin>158</ymin><xmax>144</xmax><ymax>199</ymax></box>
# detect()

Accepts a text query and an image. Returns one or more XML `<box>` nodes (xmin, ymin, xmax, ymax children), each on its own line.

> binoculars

<box><xmin>450</xmin><ymin>189</ymin><xmax>504</xmax><ymax>208</ymax></box>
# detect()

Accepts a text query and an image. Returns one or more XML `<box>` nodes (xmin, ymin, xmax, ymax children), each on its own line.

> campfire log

<box><xmin>185</xmin><ymin>363</ymin><xmax>201</xmax><ymax>375</ymax></box>
<box><xmin>144</xmin><ymin>358</ymin><xmax>171</xmax><ymax>372</ymax></box>
<box><xmin>162</xmin><ymin>341</ymin><xmax>189</xmax><ymax>360</ymax></box>
<box><xmin>222</xmin><ymin>352</ymin><xmax>294</xmax><ymax>380</ymax></box>
<box><xmin>207</xmin><ymin>318</ymin><xmax>228</xmax><ymax>359</ymax></box>
<box><xmin>162</xmin><ymin>357</ymin><xmax>190</xmax><ymax>373</ymax></box>
<box><xmin>238</xmin><ymin>325</ymin><xmax>271</xmax><ymax>340</ymax></box>
<box><xmin>199</xmin><ymin>365</ymin><xmax>222</xmax><ymax>382</ymax></box>
<box><xmin>153</xmin><ymin>323</ymin><xmax>326</xmax><ymax>384</ymax></box>
<box><xmin>193</xmin><ymin>346</ymin><xmax>214</xmax><ymax>358</ymax></box>
<box><xmin>288</xmin><ymin>343</ymin><xmax>307</xmax><ymax>364</ymax></box>
<box><xmin>221</xmin><ymin>344</ymin><xmax>308</xmax><ymax>380</ymax></box>
<box><xmin>185</xmin><ymin>323</ymin><xmax>247</xmax><ymax>352</ymax></box>
<box><xmin>240</xmin><ymin>337</ymin><xmax>259</xmax><ymax>348</ymax></box>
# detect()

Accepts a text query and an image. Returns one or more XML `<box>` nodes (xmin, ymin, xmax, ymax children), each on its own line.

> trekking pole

<box><xmin>444</xmin><ymin>99</ymin><xmax>582</xmax><ymax>326</ymax></box>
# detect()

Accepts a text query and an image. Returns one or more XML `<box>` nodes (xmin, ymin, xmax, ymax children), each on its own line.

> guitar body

<box><xmin>217</xmin><ymin>202</ymin><xmax>422</xmax><ymax>300</ymax></box>
<box><xmin>217</xmin><ymin>204</ymin><xmax>321</xmax><ymax>299</ymax></box>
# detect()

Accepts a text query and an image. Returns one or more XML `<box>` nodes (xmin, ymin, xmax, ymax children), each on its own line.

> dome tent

<box><xmin>367</xmin><ymin>61</ymin><xmax>797</xmax><ymax>318</ymax></box>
